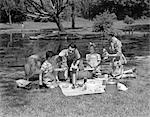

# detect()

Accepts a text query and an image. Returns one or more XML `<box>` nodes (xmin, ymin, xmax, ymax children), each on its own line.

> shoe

<box><xmin>39</xmin><ymin>84</ymin><xmax>48</xmax><ymax>89</ymax></box>
<box><xmin>39</xmin><ymin>85</ymin><xmax>43</xmax><ymax>89</ymax></box>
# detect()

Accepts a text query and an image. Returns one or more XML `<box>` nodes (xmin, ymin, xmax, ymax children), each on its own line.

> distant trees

<box><xmin>0</xmin><ymin>0</ymin><xmax>149</xmax><ymax>24</ymax></box>
<box><xmin>1</xmin><ymin>0</ymin><xmax>16</xmax><ymax>24</ymax></box>
<box><xmin>93</xmin><ymin>11</ymin><xmax>116</xmax><ymax>33</ymax></box>
<box><xmin>0</xmin><ymin>0</ymin><xmax>26</xmax><ymax>24</ymax></box>
<box><xmin>76</xmin><ymin>0</ymin><xmax>150</xmax><ymax>20</ymax></box>
<box><xmin>24</xmin><ymin>0</ymin><xmax>71</xmax><ymax>32</ymax></box>
<box><xmin>124</xmin><ymin>15</ymin><xmax>134</xmax><ymax>25</ymax></box>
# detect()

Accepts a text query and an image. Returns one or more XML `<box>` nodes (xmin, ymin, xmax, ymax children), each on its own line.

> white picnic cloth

<box><xmin>59</xmin><ymin>79</ymin><xmax>106</xmax><ymax>96</ymax></box>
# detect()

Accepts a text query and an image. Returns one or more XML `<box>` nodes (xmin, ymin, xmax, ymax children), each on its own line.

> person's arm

<box><xmin>95</xmin><ymin>54</ymin><xmax>101</xmax><ymax>68</ymax></box>
<box><xmin>39</xmin><ymin>71</ymin><xmax>43</xmax><ymax>86</ymax></box>
<box><xmin>97</xmin><ymin>54</ymin><xmax>101</xmax><ymax>63</ymax></box>
<box><xmin>39</xmin><ymin>62</ymin><xmax>46</xmax><ymax>86</ymax></box>
<box><xmin>109</xmin><ymin>42</ymin><xmax>114</xmax><ymax>51</ymax></box>
<box><xmin>54</xmin><ymin>67</ymin><xmax>67</xmax><ymax>71</ymax></box>
<box><xmin>75</xmin><ymin>49</ymin><xmax>81</xmax><ymax>59</ymax></box>
<box><xmin>108</xmin><ymin>51</ymin><xmax>122</xmax><ymax>57</ymax></box>
<box><xmin>59</xmin><ymin>49</ymin><xmax>67</xmax><ymax>57</ymax></box>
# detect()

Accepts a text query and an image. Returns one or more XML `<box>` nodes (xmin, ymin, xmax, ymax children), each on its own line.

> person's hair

<box><xmin>56</xmin><ymin>56</ymin><xmax>63</xmax><ymax>63</ymax></box>
<box><xmin>109</xmin><ymin>32</ymin><xmax>115</xmax><ymax>36</ymax></box>
<box><xmin>88</xmin><ymin>42</ymin><xmax>96</xmax><ymax>51</ymax></box>
<box><xmin>113</xmin><ymin>56</ymin><xmax>120</xmax><ymax>62</ymax></box>
<box><xmin>46</xmin><ymin>51</ymin><xmax>55</xmax><ymax>59</ymax></box>
<box><xmin>68</xmin><ymin>43</ymin><xmax>77</xmax><ymax>49</ymax></box>
<box><xmin>89</xmin><ymin>42</ymin><xmax>96</xmax><ymax>47</ymax></box>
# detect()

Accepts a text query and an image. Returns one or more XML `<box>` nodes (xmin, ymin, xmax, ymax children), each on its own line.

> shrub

<box><xmin>60</xmin><ymin>6</ymin><xmax>72</xmax><ymax>21</ymax></box>
<box><xmin>93</xmin><ymin>11</ymin><xmax>117</xmax><ymax>32</ymax></box>
<box><xmin>124</xmin><ymin>15</ymin><xmax>134</xmax><ymax>24</ymax></box>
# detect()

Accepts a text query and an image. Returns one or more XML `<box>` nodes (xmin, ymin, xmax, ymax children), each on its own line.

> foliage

<box><xmin>93</xmin><ymin>11</ymin><xmax>116</xmax><ymax>33</ymax></box>
<box><xmin>24</xmin><ymin>0</ymin><xmax>71</xmax><ymax>31</ymax></box>
<box><xmin>76</xmin><ymin>0</ymin><xmax>150</xmax><ymax>20</ymax></box>
<box><xmin>124</xmin><ymin>15</ymin><xmax>134</xmax><ymax>24</ymax></box>
<box><xmin>60</xmin><ymin>6</ymin><xmax>72</xmax><ymax>21</ymax></box>
<box><xmin>0</xmin><ymin>0</ymin><xmax>149</xmax><ymax>23</ymax></box>
<box><xmin>0</xmin><ymin>0</ymin><xmax>26</xmax><ymax>23</ymax></box>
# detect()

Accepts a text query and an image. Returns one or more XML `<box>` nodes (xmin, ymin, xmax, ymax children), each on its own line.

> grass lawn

<box><xmin>0</xmin><ymin>17</ymin><xmax>149</xmax><ymax>34</ymax></box>
<box><xmin>0</xmin><ymin>18</ymin><xmax>150</xmax><ymax>117</ymax></box>
<box><xmin>0</xmin><ymin>56</ymin><xmax>150</xmax><ymax>117</ymax></box>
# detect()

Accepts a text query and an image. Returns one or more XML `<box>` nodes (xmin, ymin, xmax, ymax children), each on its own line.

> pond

<box><xmin>0</xmin><ymin>32</ymin><xmax>149</xmax><ymax>67</ymax></box>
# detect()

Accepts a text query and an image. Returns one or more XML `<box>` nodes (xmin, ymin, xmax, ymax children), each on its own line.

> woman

<box><xmin>85</xmin><ymin>42</ymin><xmax>101</xmax><ymax>71</ymax></box>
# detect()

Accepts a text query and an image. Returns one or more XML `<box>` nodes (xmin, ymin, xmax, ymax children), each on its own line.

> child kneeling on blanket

<box><xmin>103</xmin><ymin>48</ymin><xmax>136</xmax><ymax>79</ymax></box>
<box><xmin>39</xmin><ymin>51</ymin><xmax>67</xmax><ymax>88</ymax></box>
<box><xmin>111</xmin><ymin>56</ymin><xmax>136</xmax><ymax>79</ymax></box>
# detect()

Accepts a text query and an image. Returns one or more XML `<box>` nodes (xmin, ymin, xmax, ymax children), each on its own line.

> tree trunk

<box><xmin>53</xmin><ymin>15</ymin><xmax>65</xmax><ymax>32</ymax></box>
<box><xmin>8</xmin><ymin>13</ymin><xmax>12</xmax><ymax>24</ymax></box>
<box><xmin>71</xmin><ymin>2</ymin><xmax>75</xmax><ymax>29</ymax></box>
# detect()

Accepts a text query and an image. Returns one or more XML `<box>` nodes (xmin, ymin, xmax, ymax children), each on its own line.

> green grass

<box><xmin>0</xmin><ymin>17</ymin><xmax>149</xmax><ymax>34</ymax></box>
<box><xmin>0</xmin><ymin>56</ymin><xmax>150</xmax><ymax>117</ymax></box>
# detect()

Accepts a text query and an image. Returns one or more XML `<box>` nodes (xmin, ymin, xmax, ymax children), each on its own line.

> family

<box><xmin>24</xmin><ymin>33</ymin><xmax>136</xmax><ymax>89</ymax></box>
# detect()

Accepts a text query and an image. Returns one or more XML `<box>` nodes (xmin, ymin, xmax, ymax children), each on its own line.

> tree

<box><xmin>124</xmin><ymin>15</ymin><xmax>134</xmax><ymax>25</ymax></box>
<box><xmin>70</xmin><ymin>0</ymin><xmax>75</xmax><ymax>29</ymax></box>
<box><xmin>24</xmin><ymin>0</ymin><xmax>70</xmax><ymax>32</ymax></box>
<box><xmin>1</xmin><ymin>0</ymin><xmax>16</xmax><ymax>24</ymax></box>
<box><xmin>0</xmin><ymin>0</ymin><xmax>26</xmax><ymax>24</ymax></box>
<box><xmin>93</xmin><ymin>11</ymin><xmax>116</xmax><ymax>33</ymax></box>
<box><xmin>76</xmin><ymin>0</ymin><xmax>93</xmax><ymax>20</ymax></box>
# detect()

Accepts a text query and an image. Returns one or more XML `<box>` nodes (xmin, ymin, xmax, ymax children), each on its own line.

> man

<box><xmin>58</xmin><ymin>43</ymin><xmax>81</xmax><ymax>78</ymax></box>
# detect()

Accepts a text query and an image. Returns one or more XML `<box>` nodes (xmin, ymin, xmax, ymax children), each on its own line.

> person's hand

<box><xmin>63</xmin><ymin>67</ymin><xmax>67</xmax><ymax>71</ymax></box>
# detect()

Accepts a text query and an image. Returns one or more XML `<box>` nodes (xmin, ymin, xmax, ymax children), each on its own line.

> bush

<box><xmin>124</xmin><ymin>15</ymin><xmax>134</xmax><ymax>24</ymax></box>
<box><xmin>0</xmin><ymin>10</ymin><xmax>26</xmax><ymax>23</ymax></box>
<box><xmin>60</xmin><ymin>6</ymin><xmax>72</xmax><ymax>21</ymax></box>
<box><xmin>93</xmin><ymin>11</ymin><xmax>117</xmax><ymax>32</ymax></box>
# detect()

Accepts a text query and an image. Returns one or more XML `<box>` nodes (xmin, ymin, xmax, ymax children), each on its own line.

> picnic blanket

<box><xmin>59</xmin><ymin>79</ymin><xmax>106</xmax><ymax>96</ymax></box>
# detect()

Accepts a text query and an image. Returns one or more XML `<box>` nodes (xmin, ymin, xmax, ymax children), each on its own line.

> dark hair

<box><xmin>56</xmin><ymin>56</ymin><xmax>63</xmax><ymax>63</ymax></box>
<box><xmin>46</xmin><ymin>51</ymin><xmax>55</xmax><ymax>59</ymax></box>
<box><xmin>113</xmin><ymin>56</ymin><xmax>120</xmax><ymax>61</ymax></box>
<box><xmin>109</xmin><ymin>32</ymin><xmax>115</xmax><ymax>36</ymax></box>
<box><xmin>68</xmin><ymin>43</ymin><xmax>77</xmax><ymax>49</ymax></box>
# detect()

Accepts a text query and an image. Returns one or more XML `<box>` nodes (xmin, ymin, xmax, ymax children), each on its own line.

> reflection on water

<box><xmin>0</xmin><ymin>33</ymin><xmax>149</xmax><ymax>67</ymax></box>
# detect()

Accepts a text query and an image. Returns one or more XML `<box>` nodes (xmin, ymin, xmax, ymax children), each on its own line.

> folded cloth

<box><xmin>117</xmin><ymin>82</ymin><xmax>128</xmax><ymax>91</ymax></box>
<box><xmin>59</xmin><ymin>79</ymin><xmax>105</xmax><ymax>96</ymax></box>
<box><xmin>16</xmin><ymin>79</ymin><xmax>31</xmax><ymax>87</ymax></box>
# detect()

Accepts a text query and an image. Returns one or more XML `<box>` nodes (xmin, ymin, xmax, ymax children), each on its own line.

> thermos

<box><xmin>72</xmin><ymin>68</ymin><xmax>77</xmax><ymax>89</ymax></box>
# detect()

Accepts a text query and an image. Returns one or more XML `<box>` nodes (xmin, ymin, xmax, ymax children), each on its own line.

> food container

<box><xmin>85</xmin><ymin>79</ymin><xmax>103</xmax><ymax>92</ymax></box>
<box><xmin>105</xmin><ymin>79</ymin><xmax>118</xmax><ymax>94</ymax></box>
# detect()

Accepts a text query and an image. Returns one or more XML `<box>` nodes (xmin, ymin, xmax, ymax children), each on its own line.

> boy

<box><xmin>39</xmin><ymin>51</ymin><xmax>56</xmax><ymax>88</ymax></box>
<box><xmin>39</xmin><ymin>51</ymin><xmax>67</xmax><ymax>88</ymax></box>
